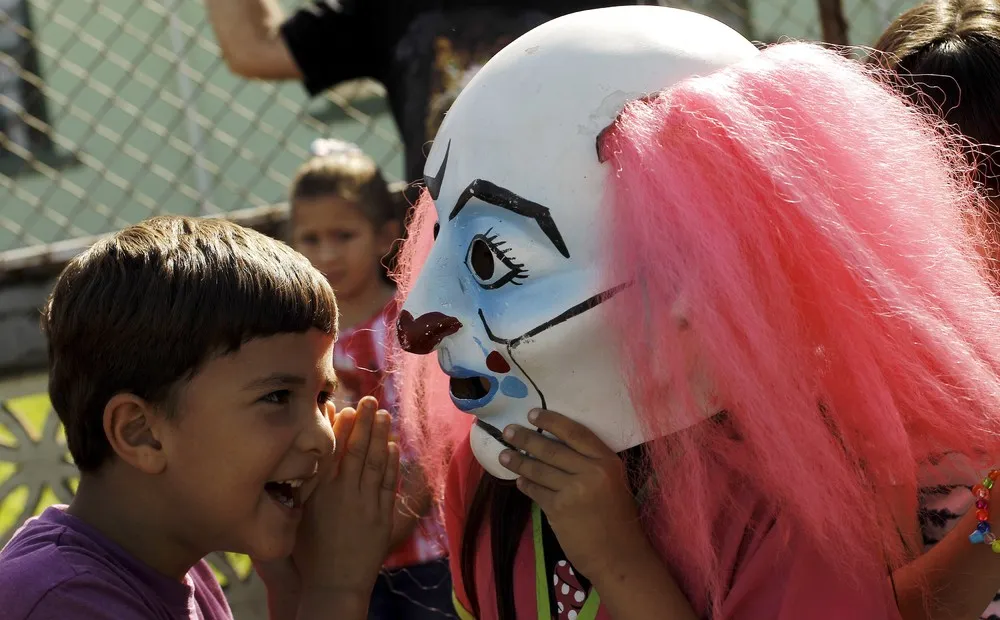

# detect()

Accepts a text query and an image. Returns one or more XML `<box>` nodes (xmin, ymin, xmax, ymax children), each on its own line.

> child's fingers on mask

<box><xmin>515</xmin><ymin>475</ymin><xmax>556</xmax><ymax>510</ymax></box>
<box><xmin>360</xmin><ymin>410</ymin><xmax>392</xmax><ymax>490</ymax></box>
<box><xmin>503</xmin><ymin>424</ymin><xmax>582</xmax><ymax>472</ymax></box>
<box><xmin>340</xmin><ymin>399</ymin><xmax>377</xmax><ymax>482</ymax></box>
<box><xmin>498</xmin><ymin>449</ymin><xmax>569</xmax><ymax>490</ymax></box>
<box><xmin>529</xmin><ymin>409</ymin><xmax>609</xmax><ymax>458</ymax></box>
<box><xmin>381</xmin><ymin>442</ymin><xmax>401</xmax><ymax>514</ymax></box>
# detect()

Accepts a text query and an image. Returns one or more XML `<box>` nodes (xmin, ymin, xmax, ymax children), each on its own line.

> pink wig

<box><xmin>391</xmin><ymin>194</ymin><xmax>472</xmax><ymax>501</ymax></box>
<box><xmin>393</xmin><ymin>41</ymin><xmax>1000</xmax><ymax>612</ymax></box>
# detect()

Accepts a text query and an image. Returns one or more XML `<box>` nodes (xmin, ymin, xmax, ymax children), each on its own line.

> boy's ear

<box><xmin>103</xmin><ymin>393</ymin><xmax>166</xmax><ymax>474</ymax></box>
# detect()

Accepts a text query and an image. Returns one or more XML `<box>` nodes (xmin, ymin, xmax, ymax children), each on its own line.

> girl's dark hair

<box><xmin>461</xmin><ymin>477</ymin><xmax>531</xmax><ymax>620</ymax></box>
<box><xmin>290</xmin><ymin>144</ymin><xmax>405</xmax><ymax>277</ymax></box>
<box><xmin>460</xmin><ymin>447</ymin><xmax>650</xmax><ymax>620</ymax></box>
<box><xmin>872</xmin><ymin>0</ymin><xmax>1000</xmax><ymax>208</ymax></box>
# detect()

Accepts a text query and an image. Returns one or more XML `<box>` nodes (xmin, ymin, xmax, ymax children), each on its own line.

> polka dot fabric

<box><xmin>553</xmin><ymin>559</ymin><xmax>588</xmax><ymax>620</ymax></box>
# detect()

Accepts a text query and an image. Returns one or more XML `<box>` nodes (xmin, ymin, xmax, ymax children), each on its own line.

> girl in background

<box><xmin>290</xmin><ymin>138</ymin><xmax>453</xmax><ymax>620</ymax></box>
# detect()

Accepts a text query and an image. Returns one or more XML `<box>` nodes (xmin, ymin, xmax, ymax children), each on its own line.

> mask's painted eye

<box><xmin>469</xmin><ymin>238</ymin><xmax>495</xmax><ymax>279</ymax></box>
<box><xmin>433</xmin><ymin>222</ymin><xmax>440</xmax><ymax>239</ymax></box>
<box><xmin>465</xmin><ymin>230</ymin><xmax>528</xmax><ymax>289</ymax></box>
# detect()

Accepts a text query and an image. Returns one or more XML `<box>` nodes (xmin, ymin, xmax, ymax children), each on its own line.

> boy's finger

<box><xmin>340</xmin><ymin>398</ymin><xmax>378</xmax><ymax>483</ymax></box>
<box><xmin>361</xmin><ymin>410</ymin><xmax>392</xmax><ymax>490</ymax></box>
<box><xmin>331</xmin><ymin>408</ymin><xmax>357</xmax><ymax>466</ymax></box>
<box><xmin>381</xmin><ymin>443</ymin><xmax>401</xmax><ymax>514</ymax></box>
<box><xmin>323</xmin><ymin>402</ymin><xmax>338</xmax><ymax>455</ymax></box>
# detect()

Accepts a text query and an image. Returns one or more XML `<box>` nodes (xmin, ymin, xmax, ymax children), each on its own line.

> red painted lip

<box><xmin>397</xmin><ymin>310</ymin><xmax>462</xmax><ymax>354</ymax></box>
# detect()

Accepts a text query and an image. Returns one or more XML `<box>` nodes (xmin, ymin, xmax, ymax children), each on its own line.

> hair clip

<box><xmin>310</xmin><ymin>138</ymin><xmax>364</xmax><ymax>158</ymax></box>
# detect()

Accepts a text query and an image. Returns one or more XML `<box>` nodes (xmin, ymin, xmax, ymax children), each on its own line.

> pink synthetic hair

<box><xmin>393</xmin><ymin>40</ymin><xmax>1000</xmax><ymax>614</ymax></box>
<box><xmin>601</xmin><ymin>42</ymin><xmax>1000</xmax><ymax>610</ymax></box>
<box><xmin>391</xmin><ymin>193</ymin><xmax>472</xmax><ymax>502</ymax></box>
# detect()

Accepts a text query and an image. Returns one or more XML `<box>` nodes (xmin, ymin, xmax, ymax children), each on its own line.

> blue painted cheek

<box><xmin>500</xmin><ymin>376</ymin><xmax>529</xmax><ymax>399</ymax></box>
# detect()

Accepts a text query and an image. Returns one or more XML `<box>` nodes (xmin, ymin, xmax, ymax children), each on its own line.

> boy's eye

<box><xmin>261</xmin><ymin>390</ymin><xmax>291</xmax><ymax>405</ymax></box>
<box><xmin>318</xmin><ymin>391</ymin><xmax>333</xmax><ymax>406</ymax></box>
<box><xmin>333</xmin><ymin>231</ymin><xmax>356</xmax><ymax>242</ymax></box>
<box><xmin>299</xmin><ymin>234</ymin><xmax>319</xmax><ymax>245</ymax></box>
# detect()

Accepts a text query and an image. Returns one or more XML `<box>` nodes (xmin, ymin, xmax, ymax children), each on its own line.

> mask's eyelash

<box><xmin>479</xmin><ymin>229</ymin><xmax>530</xmax><ymax>285</ymax></box>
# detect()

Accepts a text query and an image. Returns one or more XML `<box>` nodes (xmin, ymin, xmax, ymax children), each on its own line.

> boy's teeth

<box><xmin>274</xmin><ymin>479</ymin><xmax>303</xmax><ymax>488</ymax></box>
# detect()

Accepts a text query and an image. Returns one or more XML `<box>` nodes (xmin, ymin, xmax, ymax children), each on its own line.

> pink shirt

<box><xmin>445</xmin><ymin>437</ymin><xmax>902</xmax><ymax>620</ymax></box>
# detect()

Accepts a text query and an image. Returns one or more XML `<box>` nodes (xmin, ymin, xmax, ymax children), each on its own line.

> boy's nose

<box><xmin>299</xmin><ymin>405</ymin><xmax>336</xmax><ymax>456</ymax></box>
<box><xmin>397</xmin><ymin>310</ymin><xmax>462</xmax><ymax>355</ymax></box>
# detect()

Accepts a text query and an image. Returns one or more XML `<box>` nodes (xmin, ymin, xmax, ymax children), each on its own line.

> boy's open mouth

<box><xmin>264</xmin><ymin>478</ymin><xmax>304</xmax><ymax>510</ymax></box>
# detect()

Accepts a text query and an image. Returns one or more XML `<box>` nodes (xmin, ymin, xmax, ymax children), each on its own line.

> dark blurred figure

<box><xmin>203</xmin><ymin>0</ymin><xmax>642</xmax><ymax>201</ymax></box>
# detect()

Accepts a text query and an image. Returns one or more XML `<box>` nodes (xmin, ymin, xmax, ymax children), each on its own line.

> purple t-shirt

<box><xmin>0</xmin><ymin>506</ymin><xmax>232</xmax><ymax>619</ymax></box>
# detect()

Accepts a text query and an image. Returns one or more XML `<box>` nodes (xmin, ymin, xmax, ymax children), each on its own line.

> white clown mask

<box><xmin>397</xmin><ymin>6</ymin><xmax>759</xmax><ymax>479</ymax></box>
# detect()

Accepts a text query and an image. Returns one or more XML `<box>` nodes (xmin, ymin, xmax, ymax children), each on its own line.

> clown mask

<box><xmin>397</xmin><ymin>6</ymin><xmax>759</xmax><ymax>479</ymax></box>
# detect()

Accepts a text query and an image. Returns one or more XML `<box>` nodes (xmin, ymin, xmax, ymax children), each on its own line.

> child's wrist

<box><xmin>296</xmin><ymin>586</ymin><xmax>370</xmax><ymax>619</ymax></box>
<box><xmin>264</xmin><ymin>589</ymin><xmax>300</xmax><ymax>620</ymax></box>
<box><xmin>588</xmin><ymin>530</ymin><xmax>658</xmax><ymax>586</ymax></box>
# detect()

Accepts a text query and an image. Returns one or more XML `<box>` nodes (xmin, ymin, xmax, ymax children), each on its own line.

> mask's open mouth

<box><xmin>450</xmin><ymin>375</ymin><xmax>491</xmax><ymax>401</ymax></box>
<box><xmin>264</xmin><ymin>479</ymin><xmax>303</xmax><ymax>510</ymax></box>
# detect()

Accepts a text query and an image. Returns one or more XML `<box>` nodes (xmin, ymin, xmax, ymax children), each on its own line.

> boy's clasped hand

<box><xmin>253</xmin><ymin>396</ymin><xmax>400</xmax><ymax>619</ymax></box>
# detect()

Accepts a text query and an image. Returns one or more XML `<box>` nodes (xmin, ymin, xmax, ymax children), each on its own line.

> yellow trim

<box><xmin>532</xmin><ymin>503</ymin><xmax>550</xmax><ymax>619</ymax></box>
<box><xmin>580</xmin><ymin>590</ymin><xmax>602</xmax><ymax>618</ymax></box>
<box><xmin>531</xmin><ymin>503</ymin><xmax>602</xmax><ymax>620</ymax></box>
<box><xmin>456</xmin><ymin>505</ymin><xmax>602</xmax><ymax>620</ymax></box>
<box><xmin>453</xmin><ymin>589</ymin><xmax>477</xmax><ymax>620</ymax></box>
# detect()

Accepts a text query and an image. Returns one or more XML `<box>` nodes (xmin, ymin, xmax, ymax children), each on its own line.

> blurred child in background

<box><xmin>289</xmin><ymin>139</ymin><xmax>453</xmax><ymax>620</ymax></box>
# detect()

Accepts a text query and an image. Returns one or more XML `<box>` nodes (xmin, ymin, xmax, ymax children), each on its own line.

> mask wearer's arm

<box><xmin>892</xmin><ymin>502</ymin><xmax>1000</xmax><ymax>620</ymax></box>
<box><xmin>203</xmin><ymin>0</ymin><xmax>302</xmax><ymax>80</ymax></box>
<box><xmin>587</xmin><ymin>540</ymin><xmax>699</xmax><ymax>620</ymax></box>
<box><xmin>295</xmin><ymin>590</ymin><xmax>369</xmax><ymax>620</ymax></box>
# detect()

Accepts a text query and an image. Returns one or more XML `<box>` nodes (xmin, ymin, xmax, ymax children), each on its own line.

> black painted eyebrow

<box><xmin>424</xmin><ymin>141</ymin><xmax>450</xmax><ymax>200</ymax></box>
<box><xmin>447</xmin><ymin>179</ymin><xmax>570</xmax><ymax>258</ymax></box>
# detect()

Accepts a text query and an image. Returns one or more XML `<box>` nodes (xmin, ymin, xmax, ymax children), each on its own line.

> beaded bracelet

<box><xmin>969</xmin><ymin>470</ymin><xmax>1000</xmax><ymax>551</ymax></box>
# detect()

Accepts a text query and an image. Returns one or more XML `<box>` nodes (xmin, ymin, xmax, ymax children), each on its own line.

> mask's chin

<box><xmin>470</xmin><ymin>421</ymin><xmax>519</xmax><ymax>480</ymax></box>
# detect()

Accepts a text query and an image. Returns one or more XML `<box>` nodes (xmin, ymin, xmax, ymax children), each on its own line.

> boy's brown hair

<box><xmin>42</xmin><ymin>215</ymin><xmax>338</xmax><ymax>472</ymax></box>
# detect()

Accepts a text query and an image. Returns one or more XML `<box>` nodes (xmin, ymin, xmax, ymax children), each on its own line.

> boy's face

<box><xmin>292</xmin><ymin>197</ymin><xmax>396</xmax><ymax>302</ymax></box>
<box><xmin>157</xmin><ymin>330</ymin><xmax>337</xmax><ymax>561</ymax></box>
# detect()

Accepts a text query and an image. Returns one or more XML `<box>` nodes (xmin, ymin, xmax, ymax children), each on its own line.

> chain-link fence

<box><xmin>0</xmin><ymin>0</ymin><xmax>926</xmax><ymax>263</ymax></box>
<box><xmin>0</xmin><ymin>0</ymin><xmax>403</xmax><ymax>260</ymax></box>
